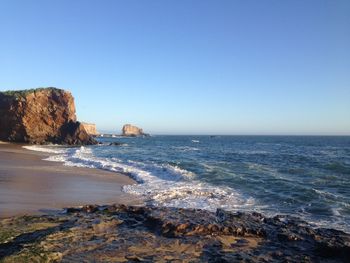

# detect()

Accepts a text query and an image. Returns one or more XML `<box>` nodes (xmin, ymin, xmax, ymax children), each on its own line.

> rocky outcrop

<box><xmin>60</xmin><ymin>120</ymin><xmax>97</xmax><ymax>145</ymax></box>
<box><xmin>1</xmin><ymin>205</ymin><xmax>349</xmax><ymax>262</ymax></box>
<box><xmin>0</xmin><ymin>88</ymin><xmax>97</xmax><ymax>145</ymax></box>
<box><xmin>81</xmin><ymin>122</ymin><xmax>99</xmax><ymax>136</ymax></box>
<box><xmin>122</xmin><ymin>124</ymin><xmax>148</xmax><ymax>137</ymax></box>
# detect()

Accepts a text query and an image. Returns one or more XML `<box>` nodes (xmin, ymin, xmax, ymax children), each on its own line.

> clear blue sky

<box><xmin>0</xmin><ymin>0</ymin><xmax>349</xmax><ymax>135</ymax></box>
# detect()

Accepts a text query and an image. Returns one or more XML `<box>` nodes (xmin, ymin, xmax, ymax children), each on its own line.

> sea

<box><xmin>24</xmin><ymin>135</ymin><xmax>350</xmax><ymax>233</ymax></box>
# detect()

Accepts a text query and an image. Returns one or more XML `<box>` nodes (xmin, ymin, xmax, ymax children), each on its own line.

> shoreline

<box><xmin>1</xmin><ymin>204</ymin><xmax>349</xmax><ymax>262</ymax></box>
<box><xmin>0</xmin><ymin>142</ymin><xmax>141</xmax><ymax>218</ymax></box>
<box><xmin>0</xmin><ymin>142</ymin><xmax>349</xmax><ymax>261</ymax></box>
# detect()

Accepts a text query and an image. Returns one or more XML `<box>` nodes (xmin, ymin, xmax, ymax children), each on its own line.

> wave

<box><xmin>23</xmin><ymin>145</ymin><xmax>68</xmax><ymax>154</ymax></box>
<box><xmin>23</xmin><ymin>145</ymin><xmax>256</xmax><ymax>212</ymax></box>
<box><xmin>124</xmin><ymin>182</ymin><xmax>256</xmax><ymax>211</ymax></box>
<box><xmin>324</xmin><ymin>162</ymin><xmax>350</xmax><ymax>175</ymax></box>
<box><xmin>312</xmin><ymin>188</ymin><xmax>344</xmax><ymax>200</ymax></box>
<box><xmin>171</xmin><ymin>146</ymin><xmax>199</xmax><ymax>152</ymax></box>
<box><xmin>23</xmin><ymin>143</ymin><xmax>349</xmax><ymax>232</ymax></box>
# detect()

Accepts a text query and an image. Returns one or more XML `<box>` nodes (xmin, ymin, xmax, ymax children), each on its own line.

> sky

<box><xmin>0</xmin><ymin>0</ymin><xmax>349</xmax><ymax>135</ymax></box>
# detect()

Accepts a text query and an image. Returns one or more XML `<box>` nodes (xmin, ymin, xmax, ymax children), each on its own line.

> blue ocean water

<box><xmin>25</xmin><ymin>136</ymin><xmax>350</xmax><ymax>232</ymax></box>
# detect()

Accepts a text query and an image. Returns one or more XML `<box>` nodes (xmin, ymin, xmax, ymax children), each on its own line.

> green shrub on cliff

<box><xmin>0</xmin><ymin>87</ymin><xmax>62</xmax><ymax>98</ymax></box>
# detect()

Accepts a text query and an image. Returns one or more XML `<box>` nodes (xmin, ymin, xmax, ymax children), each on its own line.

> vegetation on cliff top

<box><xmin>0</xmin><ymin>87</ymin><xmax>64</xmax><ymax>98</ymax></box>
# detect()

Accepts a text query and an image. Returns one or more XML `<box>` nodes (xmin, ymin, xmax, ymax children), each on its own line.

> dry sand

<box><xmin>0</xmin><ymin>143</ymin><xmax>141</xmax><ymax>217</ymax></box>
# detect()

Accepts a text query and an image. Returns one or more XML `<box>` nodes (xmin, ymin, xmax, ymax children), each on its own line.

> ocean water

<box><xmin>24</xmin><ymin>136</ymin><xmax>350</xmax><ymax>232</ymax></box>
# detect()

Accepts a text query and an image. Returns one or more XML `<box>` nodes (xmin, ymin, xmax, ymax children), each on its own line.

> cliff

<box><xmin>0</xmin><ymin>88</ymin><xmax>97</xmax><ymax>145</ymax></box>
<box><xmin>122</xmin><ymin>124</ymin><xmax>148</xmax><ymax>137</ymax></box>
<box><xmin>81</xmin><ymin>122</ymin><xmax>99</xmax><ymax>136</ymax></box>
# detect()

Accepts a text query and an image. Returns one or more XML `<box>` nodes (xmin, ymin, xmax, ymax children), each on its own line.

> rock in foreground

<box><xmin>0</xmin><ymin>88</ymin><xmax>96</xmax><ymax>145</ymax></box>
<box><xmin>122</xmin><ymin>124</ymin><xmax>149</xmax><ymax>137</ymax></box>
<box><xmin>0</xmin><ymin>205</ymin><xmax>349</xmax><ymax>262</ymax></box>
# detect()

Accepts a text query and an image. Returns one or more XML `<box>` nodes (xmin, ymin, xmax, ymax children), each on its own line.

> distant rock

<box><xmin>81</xmin><ymin>122</ymin><xmax>99</xmax><ymax>136</ymax></box>
<box><xmin>122</xmin><ymin>124</ymin><xmax>149</xmax><ymax>137</ymax></box>
<box><xmin>0</xmin><ymin>87</ymin><xmax>97</xmax><ymax>145</ymax></box>
<box><xmin>109</xmin><ymin>142</ymin><xmax>125</xmax><ymax>146</ymax></box>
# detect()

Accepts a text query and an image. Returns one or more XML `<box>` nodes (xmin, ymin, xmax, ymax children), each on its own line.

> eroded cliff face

<box><xmin>0</xmin><ymin>88</ymin><xmax>96</xmax><ymax>145</ymax></box>
<box><xmin>122</xmin><ymin>124</ymin><xmax>148</xmax><ymax>137</ymax></box>
<box><xmin>81</xmin><ymin>122</ymin><xmax>99</xmax><ymax>136</ymax></box>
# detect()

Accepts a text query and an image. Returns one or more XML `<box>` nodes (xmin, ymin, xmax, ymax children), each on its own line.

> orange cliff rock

<box><xmin>122</xmin><ymin>124</ymin><xmax>149</xmax><ymax>137</ymax></box>
<box><xmin>0</xmin><ymin>88</ymin><xmax>97</xmax><ymax>145</ymax></box>
<box><xmin>81</xmin><ymin>122</ymin><xmax>99</xmax><ymax>136</ymax></box>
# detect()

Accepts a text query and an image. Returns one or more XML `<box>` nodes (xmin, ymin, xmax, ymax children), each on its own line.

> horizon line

<box><xmin>97</xmin><ymin>133</ymin><xmax>350</xmax><ymax>137</ymax></box>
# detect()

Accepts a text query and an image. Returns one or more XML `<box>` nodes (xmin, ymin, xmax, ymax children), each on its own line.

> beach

<box><xmin>0</xmin><ymin>143</ymin><xmax>140</xmax><ymax>218</ymax></box>
<box><xmin>0</xmin><ymin>141</ymin><xmax>349</xmax><ymax>262</ymax></box>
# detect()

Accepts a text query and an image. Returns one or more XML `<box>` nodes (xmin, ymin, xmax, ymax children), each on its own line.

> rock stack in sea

<box><xmin>0</xmin><ymin>87</ymin><xmax>97</xmax><ymax>145</ymax></box>
<box><xmin>122</xmin><ymin>124</ymin><xmax>149</xmax><ymax>137</ymax></box>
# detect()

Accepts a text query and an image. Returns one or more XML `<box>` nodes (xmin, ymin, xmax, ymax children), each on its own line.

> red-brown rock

<box><xmin>0</xmin><ymin>87</ymin><xmax>97</xmax><ymax>145</ymax></box>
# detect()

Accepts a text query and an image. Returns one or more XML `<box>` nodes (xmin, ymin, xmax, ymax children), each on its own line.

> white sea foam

<box><xmin>124</xmin><ymin>181</ymin><xmax>256</xmax><ymax>212</ymax></box>
<box><xmin>171</xmin><ymin>146</ymin><xmax>199</xmax><ymax>152</ymax></box>
<box><xmin>23</xmin><ymin>145</ymin><xmax>68</xmax><ymax>154</ymax></box>
<box><xmin>23</xmin><ymin>144</ymin><xmax>256</xmax><ymax>212</ymax></box>
<box><xmin>312</xmin><ymin>188</ymin><xmax>342</xmax><ymax>200</ymax></box>
<box><xmin>306</xmin><ymin>216</ymin><xmax>349</xmax><ymax>233</ymax></box>
<box><xmin>331</xmin><ymin>207</ymin><xmax>341</xmax><ymax>216</ymax></box>
<box><xmin>21</xmin><ymin>144</ymin><xmax>350</xmax><ymax>233</ymax></box>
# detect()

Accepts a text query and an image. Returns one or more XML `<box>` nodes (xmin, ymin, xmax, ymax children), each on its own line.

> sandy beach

<box><xmin>1</xmin><ymin>145</ymin><xmax>349</xmax><ymax>262</ymax></box>
<box><xmin>0</xmin><ymin>143</ymin><xmax>140</xmax><ymax>217</ymax></box>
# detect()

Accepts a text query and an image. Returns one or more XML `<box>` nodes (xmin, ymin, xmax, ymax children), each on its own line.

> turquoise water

<box><xmin>26</xmin><ymin>136</ymin><xmax>350</xmax><ymax>232</ymax></box>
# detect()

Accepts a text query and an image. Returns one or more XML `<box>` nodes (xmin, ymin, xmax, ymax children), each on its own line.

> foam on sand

<box><xmin>23</xmin><ymin>145</ymin><xmax>68</xmax><ymax>154</ymax></box>
<box><xmin>23</xmin><ymin>145</ymin><xmax>256</xmax><ymax>212</ymax></box>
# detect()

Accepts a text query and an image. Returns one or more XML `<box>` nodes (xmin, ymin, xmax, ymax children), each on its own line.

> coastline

<box><xmin>0</xmin><ymin>142</ymin><xmax>141</xmax><ymax>218</ymax></box>
<box><xmin>1</xmin><ymin>204</ymin><xmax>349</xmax><ymax>262</ymax></box>
<box><xmin>0</xmin><ymin>142</ymin><xmax>349</xmax><ymax>261</ymax></box>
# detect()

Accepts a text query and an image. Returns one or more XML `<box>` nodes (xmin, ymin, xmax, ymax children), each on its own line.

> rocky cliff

<box><xmin>0</xmin><ymin>88</ymin><xmax>97</xmax><ymax>145</ymax></box>
<box><xmin>122</xmin><ymin>124</ymin><xmax>148</xmax><ymax>137</ymax></box>
<box><xmin>81</xmin><ymin>122</ymin><xmax>99</xmax><ymax>136</ymax></box>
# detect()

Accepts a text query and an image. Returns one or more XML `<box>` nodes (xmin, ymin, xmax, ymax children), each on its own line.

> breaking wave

<box><xmin>23</xmin><ymin>145</ymin><xmax>256</xmax><ymax>212</ymax></box>
<box><xmin>23</xmin><ymin>134</ymin><xmax>350</xmax><ymax>233</ymax></box>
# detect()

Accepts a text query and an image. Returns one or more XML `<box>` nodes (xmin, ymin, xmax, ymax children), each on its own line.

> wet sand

<box><xmin>0</xmin><ymin>143</ymin><xmax>141</xmax><ymax>217</ymax></box>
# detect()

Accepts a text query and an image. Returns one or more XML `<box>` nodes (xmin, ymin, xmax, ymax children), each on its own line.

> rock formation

<box><xmin>1</xmin><ymin>204</ymin><xmax>349</xmax><ymax>262</ymax></box>
<box><xmin>81</xmin><ymin>122</ymin><xmax>99</xmax><ymax>136</ymax></box>
<box><xmin>0</xmin><ymin>88</ymin><xmax>97</xmax><ymax>145</ymax></box>
<box><xmin>122</xmin><ymin>124</ymin><xmax>148</xmax><ymax>137</ymax></box>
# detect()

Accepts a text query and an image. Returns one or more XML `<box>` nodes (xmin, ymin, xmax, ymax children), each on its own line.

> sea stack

<box><xmin>0</xmin><ymin>87</ymin><xmax>97</xmax><ymax>145</ymax></box>
<box><xmin>122</xmin><ymin>124</ymin><xmax>148</xmax><ymax>137</ymax></box>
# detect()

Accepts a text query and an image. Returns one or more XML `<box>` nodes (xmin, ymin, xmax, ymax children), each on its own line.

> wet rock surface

<box><xmin>109</xmin><ymin>142</ymin><xmax>127</xmax><ymax>146</ymax></box>
<box><xmin>0</xmin><ymin>205</ymin><xmax>349</xmax><ymax>262</ymax></box>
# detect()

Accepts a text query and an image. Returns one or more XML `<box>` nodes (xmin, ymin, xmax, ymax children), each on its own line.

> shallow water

<box><xmin>25</xmin><ymin>135</ymin><xmax>350</xmax><ymax>232</ymax></box>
